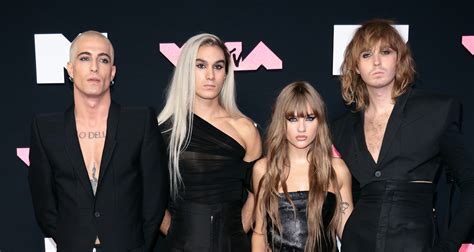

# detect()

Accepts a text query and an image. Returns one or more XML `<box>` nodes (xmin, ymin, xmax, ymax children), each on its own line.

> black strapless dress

<box><xmin>160</xmin><ymin>114</ymin><xmax>254</xmax><ymax>252</ymax></box>
<box><xmin>268</xmin><ymin>191</ymin><xmax>338</xmax><ymax>252</ymax></box>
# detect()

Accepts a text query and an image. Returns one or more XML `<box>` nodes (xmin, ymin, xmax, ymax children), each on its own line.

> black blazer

<box><xmin>28</xmin><ymin>102</ymin><xmax>169</xmax><ymax>252</ymax></box>
<box><xmin>331</xmin><ymin>88</ymin><xmax>474</xmax><ymax>251</ymax></box>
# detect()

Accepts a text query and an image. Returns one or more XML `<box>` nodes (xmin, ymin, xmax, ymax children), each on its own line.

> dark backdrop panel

<box><xmin>1</xmin><ymin>1</ymin><xmax>473</xmax><ymax>251</ymax></box>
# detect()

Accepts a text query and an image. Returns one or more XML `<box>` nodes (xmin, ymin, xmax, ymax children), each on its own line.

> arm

<box><xmin>242</xmin><ymin>191</ymin><xmax>255</xmax><ymax>233</ymax></box>
<box><xmin>332</xmin><ymin>157</ymin><xmax>353</xmax><ymax>239</ymax></box>
<box><xmin>159</xmin><ymin>209</ymin><xmax>172</xmax><ymax>235</ymax></box>
<box><xmin>434</xmin><ymin>100</ymin><xmax>474</xmax><ymax>252</ymax></box>
<box><xmin>28</xmin><ymin>115</ymin><xmax>58</xmax><ymax>239</ymax></box>
<box><xmin>251</xmin><ymin>158</ymin><xmax>268</xmax><ymax>252</ymax></box>
<box><xmin>241</xmin><ymin>118</ymin><xmax>262</xmax><ymax>163</ymax></box>
<box><xmin>141</xmin><ymin>108</ymin><xmax>169</xmax><ymax>251</ymax></box>
<box><xmin>239</xmin><ymin>117</ymin><xmax>263</xmax><ymax>232</ymax></box>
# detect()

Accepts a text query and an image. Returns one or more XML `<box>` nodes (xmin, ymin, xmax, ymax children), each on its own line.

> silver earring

<box><xmin>110</xmin><ymin>80</ymin><xmax>115</xmax><ymax>86</ymax></box>
<box><xmin>68</xmin><ymin>76</ymin><xmax>73</xmax><ymax>82</ymax></box>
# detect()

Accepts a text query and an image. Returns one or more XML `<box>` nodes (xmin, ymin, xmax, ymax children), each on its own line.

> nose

<box><xmin>373</xmin><ymin>53</ymin><xmax>381</xmax><ymax>66</ymax></box>
<box><xmin>206</xmin><ymin>67</ymin><xmax>215</xmax><ymax>80</ymax></box>
<box><xmin>90</xmin><ymin>59</ymin><xmax>98</xmax><ymax>73</ymax></box>
<box><xmin>297</xmin><ymin>119</ymin><xmax>306</xmax><ymax>132</ymax></box>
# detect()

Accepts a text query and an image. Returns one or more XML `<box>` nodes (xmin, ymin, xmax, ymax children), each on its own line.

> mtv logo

<box><xmin>332</xmin><ymin>25</ymin><xmax>409</xmax><ymax>75</ymax></box>
<box><xmin>160</xmin><ymin>41</ymin><xmax>282</xmax><ymax>71</ymax></box>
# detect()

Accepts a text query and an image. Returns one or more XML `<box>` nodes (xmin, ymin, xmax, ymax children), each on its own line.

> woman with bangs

<box><xmin>252</xmin><ymin>81</ymin><xmax>353</xmax><ymax>252</ymax></box>
<box><xmin>332</xmin><ymin>19</ymin><xmax>474</xmax><ymax>251</ymax></box>
<box><xmin>158</xmin><ymin>33</ymin><xmax>261</xmax><ymax>251</ymax></box>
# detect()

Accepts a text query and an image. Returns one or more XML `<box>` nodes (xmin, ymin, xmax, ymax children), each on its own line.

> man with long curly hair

<box><xmin>332</xmin><ymin>19</ymin><xmax>474</xmax><ymax>252</ymax></box>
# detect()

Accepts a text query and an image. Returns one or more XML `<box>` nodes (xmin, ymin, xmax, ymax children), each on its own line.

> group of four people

<box><xmin>28</xmin><ymin>19</ymin><xmax>474</xmax><ymax>252</ymax></box>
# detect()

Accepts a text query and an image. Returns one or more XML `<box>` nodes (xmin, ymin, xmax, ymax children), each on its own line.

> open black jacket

<box><xmin>28</xmin><ymin>102</ymin><xmax>169</xmax><ymax>252</ymax></box>
<box><xmin>331</xmin><ymin>88</ymin><xmax>474</xmax><ymax>252</ymax></box>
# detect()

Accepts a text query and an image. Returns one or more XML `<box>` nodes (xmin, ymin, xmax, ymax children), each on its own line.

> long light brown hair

<box><xmin>340</xmin><ymin>19</ymin><xmax>415</xmax><ymax>111</ymax></box>
<box><xmin>257</xmin><ymin>81</ymin><xmax>341</xmax><ymax>251</ymax></box>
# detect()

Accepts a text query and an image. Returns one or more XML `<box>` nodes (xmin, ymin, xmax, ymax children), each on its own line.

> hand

<box><xmin>159</xmin><ymin>210</ymin><xmax>171</xmax><ymax>235</ymax></box>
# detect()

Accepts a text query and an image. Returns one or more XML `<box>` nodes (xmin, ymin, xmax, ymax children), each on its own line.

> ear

<box><xmin>111</xmin><ymin>65</ymin><xmax>116</xmax><ymax>80</ymax></box>
<box><xmin>66</xmin><ymin>62</ymin><xmax>74</xmax><ymax>79</ymax></box>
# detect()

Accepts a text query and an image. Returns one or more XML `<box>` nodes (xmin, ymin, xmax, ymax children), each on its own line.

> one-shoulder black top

<box><xmin>160</xmin><ymin>114</ymin><xmax>253</xmax><ymax>204</ymax></box>
<box><xmin>267</xmin><ymin>191</ymin><xmax>337</xmax><ymax>252</ymax></box>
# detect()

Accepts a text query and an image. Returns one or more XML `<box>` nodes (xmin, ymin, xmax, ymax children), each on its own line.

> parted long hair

<box><xmin>257</xmin><ymin>81</ymin><xmax>341</xmax><ymax>252</ymax></box>
<box><xmin>340</xmin><ymin>19</ymin><xmax>415</xmax><ymax>111</ymax></box>
<box><xmin>158</xmin><ymin>33</ymin><xmax>243</xmax><ymax>199</ymax></box>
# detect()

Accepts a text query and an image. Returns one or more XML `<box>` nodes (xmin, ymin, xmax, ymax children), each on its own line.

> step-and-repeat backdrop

<box><xmin>2</xmin><ymin>1</ymin><xmax>473</xmax><ymax>251</ymax></box>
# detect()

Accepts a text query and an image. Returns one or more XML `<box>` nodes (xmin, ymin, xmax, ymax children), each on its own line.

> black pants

<box><xmin>342</xmin><ymin>180</ymin><xmax>436</xmax><ymax>252</ymax></box>
<box><xmin>167</xmin><ymin>200</ymin><xmax>249</xmax><ymax>252</ymax></box>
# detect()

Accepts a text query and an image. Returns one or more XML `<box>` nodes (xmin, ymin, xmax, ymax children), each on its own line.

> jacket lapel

<box><xmin>64</xmin><ymin>105</ymin><xmax>95</xmax><ymax>198</ymax></box>
<box><xmin>376</xmin><ymin>88</ymin><xmax>412</xmax><ymax>167</ymax></box>
<box><xmin>353</xmin><ymin>111</ymin><xmax>377</xmax><ymax>169</ymax></box>
<box><xmin>96</xmin><ymin>102</ymin><xmax>119</xmax><ymax>193</ymax></box>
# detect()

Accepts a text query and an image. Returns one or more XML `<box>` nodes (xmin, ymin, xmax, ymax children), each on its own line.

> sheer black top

<box><xmin>160</xmin><ymin>114</ymin><xmax>253</xmax><ymax>204</ymax></box>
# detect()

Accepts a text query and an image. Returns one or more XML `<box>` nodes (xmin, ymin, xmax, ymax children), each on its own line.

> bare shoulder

<box><xmin>253</xmin><ymin>158</ymin><xmax>268</xmax><ymax>178</ymax></box>
<box><xmin>331</xmin><ymin>157</ymin><xmax>351</xmax><ymax>187</ymax></box>
<box><xmin>232</xmin><ymin>116</ymin><xmax>259</xmax><ymax>139</ymax></box>
<box><xmin>229</xmin><ymin>116</ymin><xmax>262</xmax><ymax>161</ymax></box>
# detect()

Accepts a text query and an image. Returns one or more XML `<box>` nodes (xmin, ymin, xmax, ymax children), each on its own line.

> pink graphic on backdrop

<box><xmin>159</xmin><ymin>43</ymin><xmax>182</xmax><ymax>66</ymax></box>
<box><xmin>460</xmin><ymin>244</ymin><xmax>474</xmax><ymax>252</ymax></box>
<box><xmin>462</xmin><ymin>36</ymin><xmax>474</xmax><ymax>55</ymax></box>
<box><xmin>226</xmin><ymin>41</ymin><xmax>282</xmax><ymax>70</ymax></box>
<box><xmin>159</xmin><ymin>41</ymin><xmax>282</xmax><ymax>71</ymax></box>
<box><xmin>17</xmin><ymin>148</ymin><xmax>30</xmax><ymax>166</ymax></box>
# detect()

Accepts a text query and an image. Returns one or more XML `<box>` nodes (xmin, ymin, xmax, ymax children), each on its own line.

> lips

<box><xmin>371</xmin><ymin>69</ymin><xmax>385</xmax><ymax>76</ymax></box>
<box><xmin>203</xmin><ymin>84</ymin><xmax>216</xmax><ymax>89</ymax></box>
<box><xmin>87</xmin><ymin>77</ymin><xmax>101</xmax><ymax>82</ymax></box>
<box><xmin>296</xmin><ymin>136</ymin><xmax>307</xmax><ymax>141</ymax></box>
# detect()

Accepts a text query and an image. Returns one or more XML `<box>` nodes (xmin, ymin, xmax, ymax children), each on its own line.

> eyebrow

<box><xmin>98</xmin><ymin>52</ymin><xmax>112</xmax><ymax>59</ymax></box>
<box><xmin>76</xmin><ymin>51</ymin><xmax>112</xmax><ymax>60</ymax></box>
<box><xmin>196</xmin><ymin>58</ymin><xmax>225</xmax><ymax>64</ymax></box>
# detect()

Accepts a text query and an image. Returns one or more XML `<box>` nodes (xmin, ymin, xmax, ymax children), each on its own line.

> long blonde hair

<box><xmin>158</xmin><ymin>33</ymin><xmax>243</xmax><ymax>199</ymax></box>
<box><xmin>340</xmin><ymin>19</ymin><xmax>415</xmax><ymax>111</ymax></box>
<box><xmin>257</xmin><ymin>81</ymin><xmax>341</xmax><ymax>251</ymax></box>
